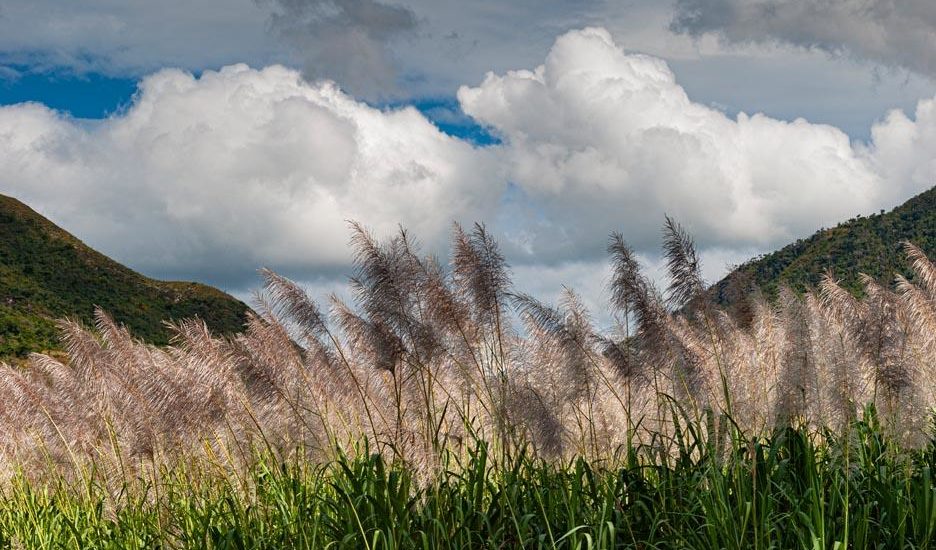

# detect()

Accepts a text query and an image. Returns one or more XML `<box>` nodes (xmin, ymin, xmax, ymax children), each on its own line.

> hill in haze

<box><xmin>0</xmin><ymin>194</ymin><xmax>250</xmax><ymax>358</ymax></box>
<box><xmin>712</xmin><ymin>186</ymin><xmax>936</xmax><ymax>302</ymax></box>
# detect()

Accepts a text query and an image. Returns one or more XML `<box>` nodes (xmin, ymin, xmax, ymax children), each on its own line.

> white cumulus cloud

<box><xmin>0</xmin><ymin>64</ymin><xmax>501</xmax><ymax>288</ymax></box>
<box><xmin>458</xmin><ymin>27</ymin><xmax>925</xmax><ymax>266</ymax></box>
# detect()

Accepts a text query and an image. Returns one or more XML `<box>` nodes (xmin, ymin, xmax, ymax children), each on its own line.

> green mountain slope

<box><xmin>0</xmin><ymin>194</ymin><xmax>250</xmax><ymax>357</ymax></box>
<box><xmin>713</xmin><ymin>186</ymin><xmax>936</xmax><ymax>302</ymax></box>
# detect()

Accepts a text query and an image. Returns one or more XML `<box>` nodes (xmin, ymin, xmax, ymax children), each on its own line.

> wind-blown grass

<box><xmin>1</xmin><ymin>219</ymin><xmax>936</xmax><ymax>547</ymax></box>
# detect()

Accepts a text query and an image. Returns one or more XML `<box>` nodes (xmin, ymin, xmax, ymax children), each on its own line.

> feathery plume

<box><xmin>662</xmin><ymin>216</ymin><xmax>705</xmax><ymax>310</ymax></box>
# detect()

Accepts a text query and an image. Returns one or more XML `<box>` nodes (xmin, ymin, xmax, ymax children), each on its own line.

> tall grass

<box><xmin>2</xmin><ymin>219</ymin><xmax>936</xmax><ymax>546</ymax></box>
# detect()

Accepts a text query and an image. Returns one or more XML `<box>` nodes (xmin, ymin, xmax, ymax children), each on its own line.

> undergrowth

<box><xmin>2</xmin><ymin>410</ymin><xmax>936</xmax><ymax>548</ymax></box>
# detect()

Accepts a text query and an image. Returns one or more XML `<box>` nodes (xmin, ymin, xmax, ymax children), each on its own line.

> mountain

<box><xmin>0</xmin><ymin>194</ymin><xmax>250</xmax><ymax>358</ymax></box>
<box><xmin>712</xmin><ymin>186</ymin><xmax>936</xmax><ymax>303</ymax></box>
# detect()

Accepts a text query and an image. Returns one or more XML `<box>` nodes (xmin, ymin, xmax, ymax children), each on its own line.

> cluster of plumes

<box><xmin>2</xmin><ymin>221</ymin><xmax>936</xmax><ymax>483</ymax></box>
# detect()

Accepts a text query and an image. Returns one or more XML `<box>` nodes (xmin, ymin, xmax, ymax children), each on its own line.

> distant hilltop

<box><xmin>712</xmin><ymin>186</ymin><xmax>936</xmax><ymax>302</ymax></box>
<box><xmin>0</xmin><ymin>193</ymin><xmax>250</xmax><ymax>358</ymax></box>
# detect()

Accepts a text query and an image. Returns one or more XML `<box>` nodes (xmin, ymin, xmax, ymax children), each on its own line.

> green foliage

<box><xmin>4</xmin><ymin>415</ymin><xmax>936</xmax><ymax>548</ymax></box>
<box><xmin>0</xmin><ymin>194</ymin><xmax>248</xmax><ymax>357</ymax></box>
<box><xmin>714</xmin><ymin>186</ymin><xmax>936</xmax><ymax>300</ymax></box>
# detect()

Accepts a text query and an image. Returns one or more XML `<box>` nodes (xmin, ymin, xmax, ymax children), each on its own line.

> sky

<box><xmin>2</xmin><ymin>0</ymin><xmax>936</xmax><ymax>324</ymax></box>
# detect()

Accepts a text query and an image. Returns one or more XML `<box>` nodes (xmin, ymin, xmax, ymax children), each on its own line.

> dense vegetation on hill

<box><xmin>0</xmin><ymin>194</ymin><xmax>249</xmax><ymax>357</ymax></box>
<box><xmin>713</xmin><ymin>186</ymin><xmax>936</xmax><ymax>301</ymax></box>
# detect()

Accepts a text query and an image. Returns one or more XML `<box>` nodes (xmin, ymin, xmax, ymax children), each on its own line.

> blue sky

<box><xmin>0</xmin><ymin>69</ymin><xmax>137</xmax><ymax>118</ymax></box>
<box><xmin>1</xmin><ymin>0</ymin><xmax>936</xmax><ymax>314</ymax></box>
<box><xmin>0</xmin><ymin>70</ymin><xmax>501</xmax><ymax>145</ymax></box>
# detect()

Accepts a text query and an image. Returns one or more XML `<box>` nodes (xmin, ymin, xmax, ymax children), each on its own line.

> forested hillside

<box><xmin>0</xmin><ymin>194</ymin><xmax>249</xmax><ymax>357</ymax></box>
<box><xmin>713</xmin><ymin>186</ymin><xmax>936</xmax><ymax>301</ymax></box>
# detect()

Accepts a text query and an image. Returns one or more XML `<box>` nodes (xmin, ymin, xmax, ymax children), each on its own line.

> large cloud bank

<box><xmin>460</xmin><ymin>27</ymin><xmax>887</xmax><ymax>260</ymax></box>
<box><xmin>1</xmin><ymin>27</ymin><xmax>935</xmax><ymax>299</ymax></box>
